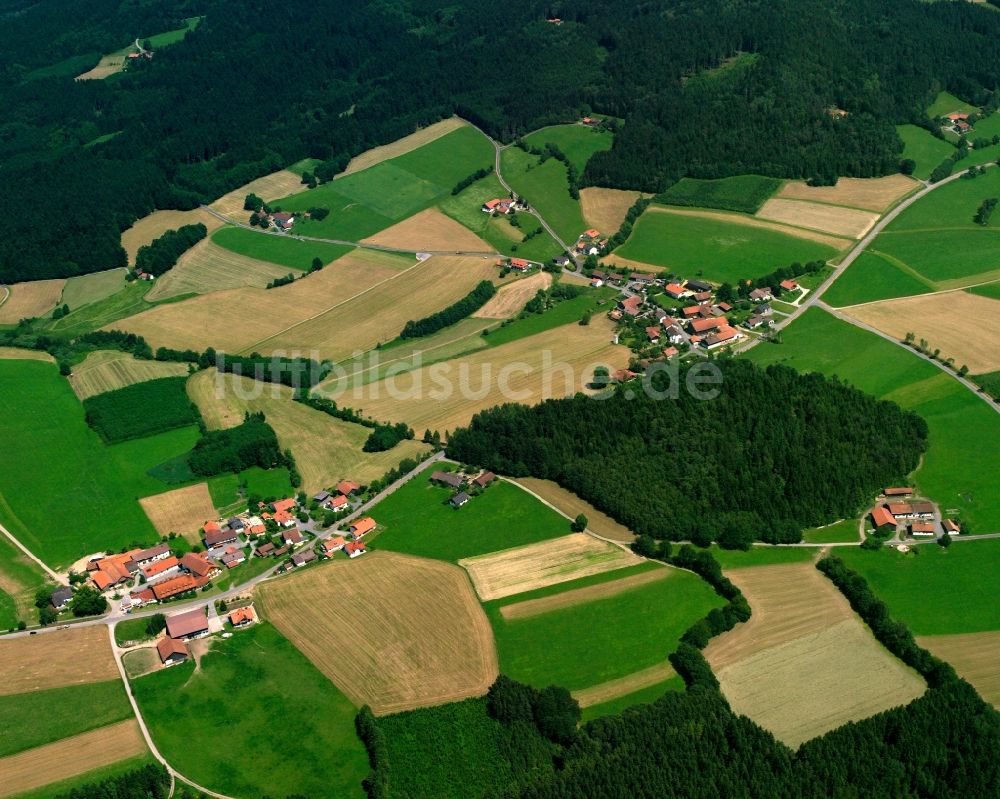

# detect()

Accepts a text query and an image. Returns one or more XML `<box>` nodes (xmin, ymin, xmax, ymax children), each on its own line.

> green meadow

<box><xmin>972</xmin><ymin>369</ymin><xmax>1000</xmax><ymax>400</ymax></box>
<box><xmin>927</xmin><ymin>91</ymin><xmax>978</xmax><ymax>118</ymax></box>
<box><xmin>0</xmin><ymin>359</ymin><xmax>203</xmax><ymax>567</ymax></box>
<box><xmin>144</xmin><ymin>16</ymin><xmax>202</xmax><ymax>49</ymax></box>
<box><xmin>0</xmin><ymin>681</ymin><xmax>132</xmax><ymax>758</ymax></box>
<box><xmin>656</xmin><ymin>175</ymin><xmax>781</xmax><ymax>214</ymax></box>
<box><xmin>837</xmin><ymin>539</ymin><xmax>1000</xmax><ymax>635</ymax></box>
<box><xmin>522</xmin><ymin>124</ymin><xmax>614</xmax><ymax>172</ymax></box>
<box><xmin>274</xmin><ymin>126</ymin><xmax>494</xmax><ymax>241</ymax></box>
<box><xmin>874</xmin><ymin>228</ymin><xmax>1000</xmax><ymax>283</ymax></box>
<box><xmin>746</xmin><ymin>307</ymin><xmax>1000</xmax><ymax>531</ymax></box>
<box><xmin>60</xmin><ymin>269</ymin><xmax>126</xmax><ymax>310</ymax></box>
<box><xmin>131</xmin><ymin>622</ymin><xmax>367</xmax><ymax>799</ymax></box>
<box><xmin>0</xmin><ymin>533</ymin><xmax>49</xmax><ymax>629</ymax></box>
<box><xmin>372</xmin><ymin>478</ymin><xmax>569</xmax><ymax>562</ymax></box>
<box><xmin>968</xmin><ymin>280</ymin><xmax>1000</xmax><ymax>300</ymax></box>
<box><xmin>887</xmin><ymin>166</ymin><xmax>1000</xmax><ymax>231</ymax></box>
<box><xmin>801</xmin><ymin>518</ymin><xmax>860</xmax><ymax>544</ymax></box>
<box><xmin>500</xmin><ymin>146</ymin><xmax>587</xmax><ymax>244</ymax></box>
<box><xmin>580</xmin><ymin>674</ymin><xmax>686</xmax><ymax>723</ymax></box>
<box><xmin>207</xmin><ymin>466</ymin><xmax>295</xmax><ymax>510</ymax></box>
<box><xmin>616</xmin><ymin>207</ymin><xmax>842</xmax><ymax>283</ymax></box>
<box><xmin>823</xmin><ymin>251</ymin><xmax>933</xmax><ymax>307</ymax></box>
<box><xmin>211</xmin><ymin>227</ymin><xmax>353</xmax><ymax>270</ymax></box>
<box><xmin>895</xmin><ymin>124</ymin><xmax>955</xmax><ymax>180</ymax></box>
<box><xmin>483</xmin><ymin>288</ymin><xmax>616</xmax><ymax>348</ymax></box>
<box><xmin>485</xmin><ymin>565</ymin><xmax>723</xmax><ymax>691</ymax></box>
<box><xmin>709</xmin><ymin>545</ymin><xmax>815</xmax><ymax>570</ymax></box>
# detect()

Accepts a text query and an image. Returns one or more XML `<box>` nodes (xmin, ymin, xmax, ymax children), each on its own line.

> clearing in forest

<box><xmin>756</xmin><ymin>198</ymin><xmax>879</xmax><ymax>239</ymax></box>
<box><xmin>704</xmin><ymin>563</ymin><xmax>925</xmax><ymax>747</ymax></box>
<box><xmin>917</xmin><ymin>631</ymin><xmax>1000</xmax><ymax>708</ymax></box>
<box><xmin>510</xmin><ymin>477</ymin><xmax>636</xmax><ymax>542</ymax></box>
<box><xmin>121</xmin><ymin>208</ymin><xmax>222</xmax><ymax>264</ymax></box>
<box><xmin>579</xmin><ymin>187</ymin><xmax>644</xmax><ymax>233</ymax></box>
<box><xmin>0</xmin><ymin>625</ymin><xmax>118</xmax><ymax>696</ymax></box>
<box><xmin>260</xmin><ymin>551</ymin><xmax>498</xmax><ymax>714</ymax></box>
<box><xmin>339</xmin><ymin>117</ymin><xmax>469</xmax><ymax>176</ymax></box>
<box><xmin>0</xmin><ymin>720</ymin><xmax>147</xmax><ymax>799</ymax></box>
<box><xmin>473</xmin><ymin>272</ymin><xmax>552</xmax><ymax>319</ymax></box>
<box><xmin>0</xmin><ymin>279</ymin><xmax>66</xmax><ymax>324</ymax></box>
<box><xmin>139</xmin><ymin>483</ymin><xmax>217</xmax><ymax>541</ymax></box>
<box><xmin>459</xmin><ymin>533</ymin><xmax>641</xmax><ymax>601</ymax></box>
<box><xmin>68</xmin><ymin>350</ymin><xmax>189</xmax><ymax>400</ymax></box>
<box><xmin>209</xmin><ymin>170</ymin><xmax>308</xmax><ymax>218</ymax></box>
<box><xmin>842</xmin><ymin>290</ymin><xmax>1000</xmax><ymax>373</ymax></box>
<box><xmin>361</xmin><ymin>207</ymin><xmax>493</xmax><ymax>252</ymax></box>
<box><xmin>775</xmin><ymin>175</ymin><xmax>919</xmax><ymax>212</ymax></box>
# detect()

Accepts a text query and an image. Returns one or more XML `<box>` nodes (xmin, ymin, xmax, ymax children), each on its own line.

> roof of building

<box><xmin>154</xmin><ymin>574</ymin><xmax>199</xmax><ymax>601</ymax></box>
<box><xmin>681</xmin><ymin>305</ymin><xmax>701</xmax><ymax>318</ymax></box>
<box><xmin>204</xmin><ymin>527</ymin><xmax>237</xmax><ymax>547</ymax></box>
<box><xmin>690</xmin><ymin>317</ymin><xmax>726</xmax><ymax>333</ymax></box>
<box><xmin>50</xmin><ymin>586</ymin><xmax>74</xmax><ymax>606</ymax></box>
<box><xmin>943</xmin><ymin>519</ymin><xmax>961</xmax><ymax>532</ymax></box>
<box><xmin>663</xmin><ymin>346</ymin><xmax>679</xmax><ymax>358</ymax></box>
<box><xmin>911</xmin><ymin>501</ymin><xmax>936</xmax><ymax>514</ymax></box>
<box><xmin>337</xmin><ymin>480</ymin><xmax>361</xmax><ymax>495</ymax></box>
<box><xmin>884</xmin><ymin>487</ymin><xmax>913</xmax><ymax>496</ymax></box>
<box><xmin>473</xmin><ymin>471</ymin><xmax>496</xmax><ymax>488</ymax></box>
<box><xmin>345</xmin><ymin>541</ymin><xmax>366</xmax><ymax>555</ymax></box>
<box><xmin>142</xmin><ymin>556</ymin><xmax>180</xmax><ymax>579</ymax></box>
<box><xmin>645</xmin><ymin>326</ymin><xmax>661</xmax><ymax>339</ymax></box>
<box><xmin>872</xmin><ymin>505</ymin><xmax>896</xmax><ymax>528</ymax></box>
<box><xmin>180</xmin><ymin>552</ymin><xmax>219</xmax><ymax>578</ymax></box>
<box><xmin>451</xmin><ymin>491</ymin><xmax>471</xmax><ymax>506</ymax></box>
<box><xmin>230</xmin><ymin>608</ymin><xmax>254</xmax><ymax>625</ymax></box>
<box><xmin>328</xmin><ymin>494</ymin><xmax>349</xmax><ymax>508</ymax></box>
<box><xmin>156</xmin><ymin>636</ymin><xmax>188</xmax><ymax>662</ymax></box>
<box><xmin>283</xmin><ymin>528</ymin><xmax>305</xmax><ymax>543</ymax></box>
<box><xmin>165</xmin><ymin>608</ymin><xmax>208</xmax><ymax>638</ymax></box>
<box><xmin>431</xmin><ymin>471</ymin><xmax>463</xmax><ymax>488</ymax></box>
<box><xmin>323</xmin><ymin>536</ymin><xmax>347</xmax><ymax>552</ymax></box>
<box><xmin>350</xmin><ymin>517</ymin><xmax>377</xmax><ymax>537</ymax></box>
<box><xmin>203</xmin><ymin>520</ymin><xmax>221</xmax><ymax>534</ymax></box>
<box><xmin>134</xmin><ymin>543</ymin><xmax>170</xmax><ymax>562</ymax></box>
<box><xmin>510</xmin><ymin>258</ymin><xmax>529</xmax><ymax>268</ymax></box>
<box><xmin>272</xmin><ymin>498</ymin><xmax>297</xmax><ymax>514</ymax></box>
<box><xmin>292</xmin><ymin>550</ymin><xmax>317</xmax><ymax>566</ymax></box>
<box><xmin>887</xmin><ymin>502</ymin><xmax>914</xmax><ymax>516</ymax></box>
<box><xmin>779</xmin><ymin>279</ymin><xmax>799</xmax><ymax>290</ymax></box>
<box><xmin>910</xmin><ymin>522</ymin><xmax>936</xmax><ymax>533</ymax></box>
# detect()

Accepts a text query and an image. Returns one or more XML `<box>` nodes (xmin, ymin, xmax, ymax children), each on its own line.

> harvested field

<box><xmin>705</xmin><ymin>563</ymin><xmax>925</xmax><ymax>747</ymax></box>
<box><xmin>352</xmin><ymin>315</ymin><xmax>629</xmax><ymax>434</ymax></box>
<box><xmin>0</xmin><ymin>279</ymin><xmax>66</xmax><ymax>324</ymax></box>
<box><xmin>776</xmin><ymin>175</ymin><xmax>920</xmax><ymax>211</ymax></box>
<box><xmin>361</xmin><ymin>207</ymin><xmax>492</xmax><ymax>252</ymax></box>
<box><xmin>110</xmin><ymin>250</ymin><xmax>404</xmax><ymax>354</ymax></box>
<box><xmin>756</xmin><ymin>198</ymin><xmax>879</xmax><ymax>239</ymax></box>
<box><xmin>579</xmin><ymin>187</ymin><xmax>644</xmax><ymax>234</ymax></box>
<box><xmin>139</xmin><ymin>483</ymin><xmax>217</xmax><ymax>541</ymax></box>
<box><xmin>68</xmin><ymin>350</ymin><xmax>189</xmax><ymax>400</ymax></box>
<box><xmin>62</xmin><ymin>270</ymin><xmax>126</xmax><ymax>309</ymax></box>
<box><xmin>474</xmin><ymin>272</ymin><xmax>552</xmax><ymax>319</ymax></box>
<box><xmin>260</xmin><ymin>551</ymin><xmax>497</xmax><ymax>714</ymax></box>
<box><xmin>500</xmin><ymin>568</ymin><xmax>669</xmax><ymax>620</ymax></box>
<box><xmin>511</xmin><ymin>477</ymin><xmax>635</xmax><ymax>542</ymax></box>
<box><xmin>340</xmin><ymin>117</ymin><xmax>468</xmax><ymax>176</ymax></box>
<box><xmin>75</xmin><ymin>55</ymin><xmax>125</xmax><ymax>81</ymax></box>
<box><xmin>917</xmin><ymin>631</ymin><xmax>1000</xmax><ymax>708</ymax></box>
<box><xmin>121</xmin><ymin>208</ymin><xmax>222</xmax><ymax>264</ymax></box>
<box><xmin>187</xmin><ymin>370</ymin><xmax>430</xmax><ymax>494</ymax></box>
<box><xmin>0</xmin><ymin>347</ymin><xmax>54</xmax><ymax>363</ymax></box>
<box><xmin>649</xmin><ymin>206</ymin><xmax>849</xmax><ymax>249</ymax></box>
<box><xmin>842</xmin><ymin>290</ymin><xmax>1000</xmax><ymax>373</ymax></box>
<box><xmin>460</xmin><ymin>533</ymin><xmax>640</xmax><ymax>601</ymax></box>
<box><xmin>146</xmin><ymin>238</ymin><xmax>296</xmax><ymax>300</ymax></box>
<box><xmin>209</xmin><ymin>170</ymin><xmax>307</xmax><ymax>219</ymax></box>
<box><xmin>572</xmin><ymin>662</ymin><xmax>676</xmax><ymax>708</ymax></box>
<box><xmin>0</xmin><ymin>625</ymin><xmax>118</xmax><ymax>696</ymax></box>
<box><xmin>0</xmin><ymin>719</ymin><xmax>146</xmax><ymax>798</ymax></box>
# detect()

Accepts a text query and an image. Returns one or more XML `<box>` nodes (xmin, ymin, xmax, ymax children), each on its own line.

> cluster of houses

<box><xmin>943</xmin><ymin>112</ymin><xmax>972</xmax><ymax>136</ymax></box>
<box><xmin>575</xmin><ymin>229</ymin><xmax>608</xmax><ymax>257</ymax></box>
<box><xmin>430</xmin><ymin>469</ymin><xmax>496</xmax><ymax>508</ymax></box>
<box><xmin>153</xmin><ymin>600</ymin><xmax>259</xmax><ymax>667</ymax></box>
<box><xmin>870</xmin><ymin>487</ymin><xmax>961</xmax><ymax>539</ymax></box>
<box><xmin>481</xmin><ymin>197</ymin><xmax>526</xmax><ymax>215</ymax></box>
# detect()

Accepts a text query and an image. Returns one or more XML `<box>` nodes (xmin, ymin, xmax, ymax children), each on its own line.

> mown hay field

<box><xmin>209</xmin><ymin>170</ymin><xmax>308</xmax><ymax>218</ymax></box>
<box><xmin>842</xmin><ymin>290</ymin><xmax>1000</xmax><ymax>373</ymax></box>
<box><xmin>776</xmin><ymin>174</ymin><xmax>920</xmax><ymax>211</ymax></box>
<box><xmin>61</xmin><ymin>270</ymin><xmax>126</xmax><ymax>309</ymax></box>
<box><xmin>75</xmin><ymin>53</ymin><xmax>126</xmax><ymax>80</ymax></box>
<box><xmin>352</xmin><ymin>315</ymin><xmax>629</xmax><ymax>434</ymax></box>
<box><xmin>121</xmin><ymin>208</ymin><xmax>222</xmax><ymax>264</ymax></box>
<box><xmin>139</xmin><ymin>483</ymin><xmax>217</xmax><ymax>540</ymax></box>
<box><xmin>0</xmin><ymin>347</ymin><xmax>53</xmax><ymax>363</ymax></box>
<box><xmin>917</xmin><ymin>631</ymin><xmax>1000</xmax><ymax>708</ymax></box>
<box><xmin>361</xmin><ymin>207</ymin><xmax>493</xmax><ymax>252</ymax></box>
<box><xmin>705</xmin><ymin>563</ymin><xmax>925</xmax><ymax>747</ymax></box>
<box><xmin>68</xmin><ymin>350</ymin><xmax>190</xmax><ymax>400</ymax></box>
<box><xmin>473</xmin><ymin>272</ymin><xmax>552</xmax><ymax>319</ymax></box>
<box><xmin>572</xmin><ymin>662</ymin><xmax>677</xmax><ymax>709</ymax></box>
<box><xmin>756</xmin><ymin>198</ymin><xmax>879</xmax><ymax>238</ymax></box>
<box><xmin>0</xmin><ymin>625</ymin><xmax>118</xmax><ymax>696</ymax></box>
<box><xmin>499</xmin><ymin>567</ymin><xmax>669</xmax><ymax>620</ymax></box>
<box><xmin>579</xmin><ymin>187</ymin><xmax>644</xmax><ymax>233</ymax></box>
<box><xmin>0</xmin><ymin>279</ymin><xmax>66</xmax><ymax>324</ymax></box>
<box><xmin>187</xmin><ymin>370</ymin><xmax>430</xmax><ymax>493</ymax></box>
<box><xmin>460</xmin><ymin>533</ymin><xmax>640</xmax><ymax>601</ymax></box>
<box><xmin>340</xmin><ymin>117</ymin><xmax>468</xmax><ymax>176</ymax></box>
<box><xmin>511</xmin><ymin>477</ymin><xmax>636</xmax><ymax>542</ymax></box>
<box><xmin>260</xmin><ymin>551</ymin><xmax>498</xmax><ymax>714</ymax></box>
<box><xmin>0</xmin><ymin>720</ymin><xmax>146</xmax><ymax>799</ymax></box>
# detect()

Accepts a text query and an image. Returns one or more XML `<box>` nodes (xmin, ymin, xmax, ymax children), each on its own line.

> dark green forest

<box><xmin>446</xmin><ymin>360</ymin><xmax>928</xmax><ymax>545</ymax></box>
<box><xmin>4</xmin><ymin>0</ymin><xmax>1000</xmax><ymax>281</ymax></box>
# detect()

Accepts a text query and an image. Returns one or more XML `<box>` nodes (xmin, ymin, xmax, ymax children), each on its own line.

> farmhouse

<box><xmin>126</xmin><ymin>588</ymin><xmax>155</xmax><ymax>610</ymax></box>
<box><xmin>133</xmin><ymin>543</ymin><xmax>170</xmax><ymax>568</ymax></box>
<box><xmin>165</xmin><ymin>609</ymin><xmax>209</xmax><ymax>640</ymax></box>
<box><xmin>229</xmin><ymin>607</ymin><xmax>255</xmax><ymax>628</ymax></box>
<box><xmin>50</xmin><ymin>586</ymin><xmax>74</xmax><ymax>611</ymax></box>
<box><xmin>686</xmin><ymin>279</ymin><xmax>712</xmax><ymax>293</ymax></box>
<box><xmin>689</xmin><ymin>317</ymin><xmax>727</xmax><ymax>334</ymax></box>
<box><xmin>779</xmin><ymin>279</ymin><xmax>799</xmax><ymax>292</ymax></box>
<box><xmin>256</xmin><ymin>542</ymin><xmax>275</xmax><ymax>557</ymax></box>
<box><xmin>181</xmin><ymin>552</ymin><xmax>221</xmax><ymax>580</ymax></box>
<box><xmin>702</xmin><ymin>326</ymin><xmax>742</xmax><ymax>350</ymax></box>
<box><xmin>153</xmin><ymin>574</ymin><xmax>200</xmax><ymax>601</ymax></box>
<box><xmin>227</xmin><ymin>517</ymin><xmax>246</xmax><ymax>533</ymax></box>
<box><xmin>664</xmin><ymin>324</ymin><xmax>686</xmax><ymax>344</ymax></box>
<box><xmin>619</xmin><ymin>296</ymin><xmax>644</xmax><ymax>317</ymax></box>
<box><xmin>321</xmin><ymin>536</ymin><xmax>346</xmax><ymax>557</ymax></box>
<box><xmin>89</xmin><ymin>551</ymin><xmax>140</xmax><ymax>592</ymax></box>
<box><xmin>451</xmin><ymin>491</ymin><xmax>471</xmax><ymax>508</ymax></box>
<box><xmin>871</xmin><ymin>505</ymin><xmax>896</xmax><ymax>530</ymax></box>
<box><xmin>663</xmin><ymin>346</ymin><xmax>680</xmax><ymax>358</ymax></box>
<box><xmin>291</xmin><ymin>550</ymin><xmax>317</xmax><ymax>568</ymax></box>
<box><xmin>646</xmin><ymin>326</ymin><xmax>661</xmax><ymax>344</ymax></box>
<box><xmin>482</xmin><ymin>198</ymin><xmax>514</xmax><ymax>214</ymax></box>
<box><xmin>473</xmin><ymin>471</ymin><xmax>496</xmax><ymax>488</ymax></box>
<box><xmin>345</xmin><ymin>540</ymin><xmax>367</xmax><ymax>558</ymax></box>
<box><xmin>141</xmin><ymin>556</ymin><xmax>180</xmax><ymax>582</ymax></box>
<box><xmin>283</xmin><ymin>528</ymin><xmax>305</xmax><ymax>546</ymax></box>
<box><xmin>664</xmin><ymin>282</ymin><xmax>689</xmax><ymax>300</ymax></box>
<box><xmin>886</xmin><ymin>501</ymin><xmax>934</xmax><ymax>520</ymax></box>
<box><xmin>337</xmin><ymin>479</ymin><xmax>361</xmax><ymax>496</ymax></box>
<box><xmin>313</xmin><ymin>491</ymin><xmax>331</xmax><ymax>503</ymax></box>
<box><xmin>245</xmin><ymin>516</ymin><xmax>266</xmax><ymax>535</ymax></box>
<box><xmin>221</xmin><ymin>548</ymin><xmax>246</xmax><ymax>569</ymax></box>
<box><xmin>431</xmin><ymin>471</ymin><xmax>464</xmax><ymax>489</ymax></box>
<box><xmin>943</xmin><ymin>519</ymin><xmax>961</xmax><ymax>535</ymax></box>
<box><xmin>509</xmin><ymin>258</ymin><xmax>532</xmax><ymax>272</ymax></box>
<box><xmin>156</xmin><ymin>637</ymin><xmax>189</xmax><ymax>667</ymax></box>
<box><xmin>910</xmin><ymin>522</ymin><xmax>936</xmax><ymax>537</ymax></box>
<box><xmin>884</xmin><ymin>487</ymin><xmax>914</xmax><ymax>497</ymax></box>
<box><xmin>325</xmin><ymin>494</ymin><xmax>349</xmax><ymax>511</ymax></box>
<box><xmin>349</xmin><ymin>517</ymin><xmax>377</xmax><ymax>538</ymax></box>
<box><xmin>554</xmin><ymin>256</ymin><xmax>571</xmax><ymax>268</ymax></box>
<box><xmin>272</xmin><ymin>498</ymin><xmax>297</xmax><ymax>514</ymax></box>
<box><xmin>204</xmin><ymin>525</ymin><xmax>239</xmax><ymax>549</ymax></box>
<box><xmin>272</xmin><ymin>510</ymin><xmax>297</xmax><ymax>527</ymax></box>
<box><xmin>630</xmin><ymin>273</ymin><xmax>655</xmax><ymax>286</ymax></box>
<box><xmin>744</xmin><ymin>314</ymin><xmax>773</xmax><ymax>330</ymax></box>
<box><xmin>272</xmin><ymin>212</ymin><xmax>295</xmax><ymax>231</ymax></box>
<box><xmin>749</xmin><ymin>288</ymin><xmax>773</xmax><ymax>302</ymax></box>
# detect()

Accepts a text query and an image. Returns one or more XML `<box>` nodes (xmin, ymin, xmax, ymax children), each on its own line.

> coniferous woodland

<box><xmin>447</xmin><ymin>360</ymin><xmax>928</xmax><ymax>546</ymax></box>
<box><xmin>5</xmin><ymin>0</ymin><xmax>1000</xmax><ymax>281</ymax></box>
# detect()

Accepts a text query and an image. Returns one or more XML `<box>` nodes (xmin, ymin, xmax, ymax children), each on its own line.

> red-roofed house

<box><xmin>337</xmin><ymin>480</ymin><xmax>361</xmax><ymax>496</ymax></box>
<box><xmin>321</xmin><ymin>536</ymin><xmax>347</xmax><ymax>557</ymax></box>
<box><xmin>156</xmin><ymin>637</ymin><xmax>189</xmax><ymax>666</ymax></box>
<box><xmin>349</xmin><ymin>517</ymin><xmax>377</xmax><ymax>538</ymax></box>
<box><xmin>152</xmin><ymin>574</ymin><xmax>199</xmax><ymax>601</ymax></box>
<box><xmin>229</xmin><ymin>608</ymin><xmax>256</xmax><ymax>628</ymax></box>
<box><xmin>645</xmin><ymin>326</ymin><xmax>661</xmax><ymax>344</ymax></box>
<box><xmin>871</xmin><ymin>505</ymin><xmax>896</xmax><ymax>530</ymax></box>
<box><xmin>619</xmin><ymin>296</ymin><xmax>643</xmax><ymax>317</ymax></box>
<box><xmin>702</xmin><ymin>326</ymin><xmax>742</xmax><ymax>350</ymax></box>
<box><xmin>664</xmin><ymin>283</ymin><xmax>689</xmax><ymax>300</ymax></box>
<box><xmin>689</xmin><ymin>317</ymin><xmax>726</xmax><ymax>334</ymax></box>
<box><xmin>779</xmin><ymin>279</ymin><xmax>799</xmax><ymax>292</ymax></box>
<box><xmin>165</xmin><ymin>608</ymin><xmax>209</xmax><ymax>639</ymax></box>
<box><xmin>509</xmin><ymin>258</ymin><xmax>531</xmax><ymax>272</ymax></box>
<box><xmin>346</xmin><ymin>540</ymin><xmax>367</xmax><ymax>558</ymax></box>
<box><xmin>283</xmin><ymin>528</ymin><xmax>305</xmax><ymax>546</ymax></box>
<box><xmin>180</xmin><ymin>552</ymin><xmax>221</xmax><ymax>580</ymax></box>
<box><xmin>272</xmin><ymin>498</ymin><xmax>297</xmax><ymax>514</ymax></box>
<box><xmin>142</xmin><ymin>556</ymin><xmax>180</xmax><ymax>582</ymax></box>
<box><xmin>884</xmin><ymin>487</ymin><xmax>913</xmax><ymax>497</ymax></box>
<box><xmin>325</xmin><ymin>494</ymin><xmax>349</xmax><ymax>511</ymax></box>
<box><xmin>663</xmin><ymin>346</ymin><xmax>679</xmax><ymax>358</ymax></box>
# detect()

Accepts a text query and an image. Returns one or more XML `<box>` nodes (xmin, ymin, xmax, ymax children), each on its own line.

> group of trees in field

<box><xmin>447</xmin><ymin>360</ymin><xmax>928</xmax><ymax>546</ymax></box>
<box><xmin>134</xmin><ymin>223</ymin><xmax>206</xmax><ymax>277</ymax></box>
<box><xmin>7</xmin><ymin>0</ymin><xmax>1000</xmax><ymax>282</ymax></box>
<box><xmin>975</xmin><ymin>197</ymin><xmax>997</xmax><ymax>225</ymax></box>
<box><xmin>187</xmin><ymin>411</ymin><xmax>287</xmax><ymax>476</ymax></box>
<box><xmin>715</xmin><ymin>260</ymin><xmax>826</xmax><ymax>303</ymax></box>
<box><xmin>83</xmin><ymin>376</ymin><xmax>201</xmax><ymax>442</ymax></box>
<box><xmin>400</xmin><ymin>280</ymin><xmax>496</xmax><ymax>338</ymax></box>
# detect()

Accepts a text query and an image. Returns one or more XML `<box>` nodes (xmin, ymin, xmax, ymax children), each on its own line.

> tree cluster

<box><xmin>134</xmin><ymin>223</ymin><xmax>206</xmax><ymax>278</ymax></box>
<box><xmin>400</xmin><ymin>280</ymin><xmax>496</xmax><ymax>339</ymax></box>
<box><xmin>451</xmin><ymin>166</ymin><xmax>494</xmax><ymax>195</ymax></box>
<box><xmin>187</xmin><ymin>411</ymin><xmax>288</xmax><ymax>476</ymax></box>
<box><xmin>975</xmin><ymin>197</ymin><xmax>997</xmax><ymax>226</ymax></box>
<box><xmin>363</xmin><ymin>422</ymin><xmax>415</xmax><ymax>453</ymax></box>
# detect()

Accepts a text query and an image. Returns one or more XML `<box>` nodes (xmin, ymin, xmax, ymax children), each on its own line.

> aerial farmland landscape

<box><xmin>2</xmin><ymin>1</ymin><xmax>1000</xmax><ymax>797</ymax></box>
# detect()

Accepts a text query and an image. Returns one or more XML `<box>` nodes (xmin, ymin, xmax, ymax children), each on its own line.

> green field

<box><xmin>874</xmin><ymin>228</ymin><xmax>1000</xmax><ymax>283</ymax></box>
<box><xmin>837</xmin><ymin>539</ymin><xmax>1000</xmax><ymax>635</ymax></box>
<box><xmin>0</xmin><ymin>533</ymin><xmax>49</xmax><ymax>629</ymax></box>
<box><xmin>972</xmin><ymin>369</ymin><xmax>1000</xmax><ymax>399</ymax></box>
<box><xmin>709</xmin><ymin>545</ymin><xmax>816</xmax><ymax>570</ymax></box>
<box><xmin>485</xmin><ymin>565</ymin><xmax>723</xmax><ymax>691</ymax></box>
<box><xmin>927</xmin><ymin>91</ymin><xmax>978</xmax><ymax>119</ymax></box>
<box><xmin>972</xmin><ymin>112</ymin><xmax>1000</xmax><ymax>139</ymax></box>
<box><xmin>823</xmin><ymin>251</ymin><xmax>933</xmax><ymax>307</ymax></box>
<box><xmin>887</xmin><ymin>166</ymin><xmax>1000</xmax><ymax>232</ymax></box>
<box><xmin>483</xmin><ymin>288</ymin><xmax>616</xmax><ymax>348</ymax></box>
<box><xmin>656</xmin><ymin>175</ymin><xmax>782</xmax><ymax>214</ymax></box>
<box><xmin>61</xmin><ymin>270</ymin><xmax>126</xmax><ymax>310</ymax></box>
<box><xmin>961</xmin><ymin>142</ymin><xmax>1000</xmax><ymax>168</ymax></box>
<box><xmin>500</xmin><ymin>146</ymin><xmax>587</xmax><ymax>244</ymax></box>
<box><xmin>0</xmin><ymin>359</ymin><xmax>202</xmax><ymax>567</ymax></box>
<box><xmin>45</xmin><ymin>281</ymin><xmax>157</xmax><ymax>336</ymax></box>
<box><xmin>7</xmin><ymin>755</ymin><xmax>157</xmax><ymax>799</ymax></box>
<box><xmin>372</xmin><ymin>477</ymin><xmax>570</xmax><ymax>562</ymax></box>
<box><xmin>273</xmin><ymin>126</ymin><xmax>495</xmax><ymax>241</ymax></box>
<box><xmin>616</xmin><ymin>207</ymin><xmax>842</xmax><ymax>283</ymax></box>
<box><xmin>207</xmin><ymin>466</ymin><xmax>295</xmax><ymax>509</ymax></box>
<box><xmin>522</xmin><ymin>124</ymin><xmax>614</xmax><ymax>172</ymax></box>
<box><xmin>144</xmin><ymin>16</ymin><xmax>202</xmax><ymax>49</ymax></box>
<box><xmin>747</xmin><ymin>307</ymin><xmax>1000</xmax><ymax>531</ymax></box>
<box><xmin>801</xmin><ymin>518</ymin><xmax>860</xmax><ymax>544</ymax></box>
<box><xmin>211</xmin><ymin>227</ymin><xmax>353</xmax><ymax>270</ymax></box>
<box><xmin>0</xmin><ymin>589</ymin><xmax>16</xmax><ymax>630</ymax></box>
<box><xmin>967</xmin><ymin>280</ymin><xmax>1000</xmax><ymax>300</ymax></box>
<box><xmin>579</xmin><ymin>674</ymin><xmax>686</xmax><ymax>723</ymax></box>
<box><xmin>131</xmin><ymin>622</ymin><xmax>367</xmax><ymax>799</ymax></box>
<box><xmin>896</xmin><ymin>124</ymin><xmax>955</xmax><ymax>180</ymax></box>
<box><xmin>0</xmin><ymin>681</ymin><xmax>132</xmax><ymax>758</ymax></box>
<box><xmin>23</xmin><ymin>52</ymin><xmax>101</xmax><ymax>82</ymax></box>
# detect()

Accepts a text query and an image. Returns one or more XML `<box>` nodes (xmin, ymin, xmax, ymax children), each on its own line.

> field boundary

<box><xmin>499</xmin><ymin>568</ymin><xmax>670</xmax><ymax>620</ymax></box>
<box><xmin>572</xmin><ymin>662</ymin><xmax>677</xmax><ymax>708</ymax></box>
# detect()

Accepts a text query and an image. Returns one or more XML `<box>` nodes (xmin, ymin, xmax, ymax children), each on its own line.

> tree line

<box><xmin>400</xmin><ymin>280</ymin><xmax>496</xmax><ymax>339</ymax></box>
<box><xmin>134</xmin><ymin>223</ymin><xmax>206</xmax><ymax>277</ymax></box>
